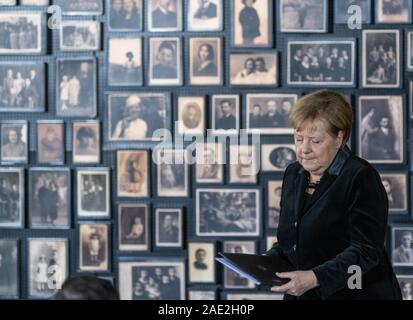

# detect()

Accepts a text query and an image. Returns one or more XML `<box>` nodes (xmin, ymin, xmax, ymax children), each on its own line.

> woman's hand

<box><xmin>270</xmin><ymin>271</ymin><xmax>319</xmax><ymax>297</ymax></box>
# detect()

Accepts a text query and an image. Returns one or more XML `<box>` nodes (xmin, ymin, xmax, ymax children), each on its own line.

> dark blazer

<box><xmin>266</xmin><ymin>146</ymin><xmax>402</xmax><ymax>300</ymax></box>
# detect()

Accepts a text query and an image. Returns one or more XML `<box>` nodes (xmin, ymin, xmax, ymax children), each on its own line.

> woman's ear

<box><xmin>336</xmin><ymin>131</ymin><xmax>344</xmax><ymax>149</ymax></box>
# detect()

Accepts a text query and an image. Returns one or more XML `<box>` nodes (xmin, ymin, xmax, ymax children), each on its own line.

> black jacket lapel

<box><xmin>294</xmin><ymin>169</ymin><xmax>308</xmax><ymax>221</ymax></box>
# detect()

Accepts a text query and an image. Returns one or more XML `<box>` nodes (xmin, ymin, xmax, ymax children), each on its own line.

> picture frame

<box><xmin>397</xmin><ymin>275</ymin><xmax>413</xmax><ymax>300</ymax></box>
<box><xmin>59</xmin><ymin>21</ymin><xmax>101</xmax><ymax>52</ymax></box>
<box><xmin>147</xmin><ymin>0</ymin><xmax>183</xmax><ymax>32</ymax></box>
<box><xmin>0</xmin><ymin>120</ymin><xmax>28</xmax><ymax>165</ymax></box>
<box><xmin>379</xmin><ymin>172</ymin><xmax>408</xmax><ymax>214</ymax></box>
<box><xmin>0</xmin><ymin>168</ymin><xmax>24</xmax><ymax>229</ymax></box>
<box><xmin>261</xmin><ymin>144</ymin><xmax>297</xmax><ymax>172</ymax></box>
<box><xmin>118</xmin><ymin>204</ymin><xmax>150</xmax><ymax>252</ymax></box>
<box><xmin>188</xmin><ymin>290</ymin><xmax>216</xmax><ymax>300</ymax></box>
<box><xmin>334</xmin><ymin>0</ymin><xmax>371</xmax><ymax>24</ymax></box>
<box><xmin>267</xmin><ymin>180</ymin><xmax>282</xmax><ymax>230</ymax></box>
<box><xmin>0</xmin><ymin>0</ymin><xmax>16</xmax><ymax>5</ymax></box>
<box><xmin>188</xmin><ymin>242</ymin><xmax>215</xmax><ymax>283</ymax></box>
<box><xmin>223</xmin><ymin>292</ymin><xmax>284</xmax><ymax>300</ymax></box>
<box><xmin>211</xmin><ymin>94</ymin><xmax>240</xmax><ymax>135</ymax></box>
<box><xmin>188</xmin><ymin>0</ymin><xmax>223</xmax><ymax>32</ymax></box>
<box><xmin>410</xmin><ymin>80</ymin><xmax>413</xmax><ymax>119</ymax></box>
<box><xmin>36</xmin><ymin>120</ymin><xmax>65</xmax><ymax>165</ymax></box>
<box><xmin>406</xmin><ymin>30</ymin><xmax>413</xmax><ymax>71</ymax></box>
<box><xmin>391</xmin><ymin>226</ymin><xmax>413</xmax><ymax>267</ymax></box>
<box><xmin>54</xmin><ymin>0</ymin><xmax>103</xmax><ymax>15</ymax></box>
<box><xmin>229</xmin><ymin>144</ymin><xmax>258</xmax><ymax>184</ymax></box>
<box><xmin>79</xmin><ymin>222</ymin><xmax>110</xmax><ymax>272</ymax></box>
<box><xmin>29</xmin><ymin>168</ymin><xmax>71</xmax><ymax>229</ymax></box>
<box><xmin>0</xmin><ymin>239</ymin><xmax>19</xmax><ymax>299</ymax></box>
<box><xmin>196</xmin><ymin>188</ymin><xmax>261</xmax><ymax>237</ymax></box>
<box><xmin>375</xmin><ymin>0</ymin><xmax>412</xmax><ymax>23</ymax></box>
<box><xmin>266</xmin><ymin>236</ymin><xmax>278</xmax><ymax>251</ymax></box>
<box><xmin>20</xmin><ymin>0</ymin><xmax>49</xmax><ymax>5</ymax></box>
<box><xmin>108</xmin><ymin>0</ymin><xmax>143</xmax><ymax>31</ymax></box>
<box><xmin>177</xmin><ymin>96</ymin><xmax>205</xmax><ymax>136</ymax></box>
<box><xmin>77</xmin><ymin>168</ymin><xmax>111</xmax><ymax>219</ymax></box>
<box><xmin>72</xmin><ymin>120</ymin><xmax>101</xmax><ymax>164</ymax></box>
<box><xmin>195</xmin><ymin>142</ymin><xmax>224</xmax><ymax>184</ymax></box>
<box><xmin>155</xmin><ymin>208</ymin><xmax>183</xmax><ymax>249</ymax></box>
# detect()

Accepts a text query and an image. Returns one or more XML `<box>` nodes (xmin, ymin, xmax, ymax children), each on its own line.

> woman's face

<box><xmin>294</xmin><ymin>118</ymin><xmax>343</xmax><ymax>177</ymax></box>
<box><xmin>199</xmin><ymin>45</ymin><xmax>210</xmax><ymax>62</ymax></box>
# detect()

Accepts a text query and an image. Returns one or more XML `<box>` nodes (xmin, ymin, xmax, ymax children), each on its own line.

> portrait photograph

<box><xmin>36</xmin><ymin>121</ymin><xmax>64</xmax><ymax>165</ymax></box>
<box><xmin>392</xmin><ymin>226</ymin><xmax>413</xmax><ymax>266</ymax></box>
<box><xmin>77</xmin><ymin>169</ymin><xmax>110</xmax><ymax>218</ymax></box>
<box><xmin>28</xmin><ymin>238</ymin><xmax>68</xmax><ymax>299</ymax></box>
<box><xmin>108</xmin><ymin>37</ymin><xmax>142</xmax><ymax>87</ymax></box>
<box><xmin>0</xmin><ymin>240</ymin><xmax>18</xmax><ymax>298</ymax></box>
<box><xmin>79</xmin><ymin>223</ymin><xmax>109</xmax><ymax>271</ymax></box>
<box><xmin>375</xmin><ymin>0</ymin><xmax>412</xmax><ymax>23</ymax></box>
<box><xmin>0</xmin><ymin>62</ymin><xmax>45</xmax><ymax>112</ymax></box>
<box><xmin>334</xmin><ymin>0</ymin><xmax>371</xmax><ymax>24</ymax></box>
<box><xmin>29</xmin><ymin>168</ymin><xmax>70</xmax><ymax>229</ymax></box>
<box><xmin>108</xmin><ymin>0</ymin><xmax>143</xmax><ymax>31</ymax></box>
<box><xmin>21</xmin><ymin>0</ymin><xmax>49</xmax><ymax>5</ymax></box>
<box><xmin>267</xmin><ymin>180</ymin><xmax>282</xmax><ymax>229</ymax></box>
<box><xmin>117</xmin><ymin>150</ymin><xmax>149</xmax><ymax>198</ymax></box>
<box><xmin>0</xmin><ymin>168</ymin><xmax>24</xmax><ymax>229</ymax></box>
<box><xmin>188</xmin><ymin>242</ymin><xmax>215</xmax><ymax>283</ymax></box>
<box><xmin>72</xmin><ymin>121</ymin><xmax>100</xmax><ymax>164</ymax></box>
<box><xmin>1</xmin><ymin>121</ymin><xmax>28</xmax><ymax>164</ymax></box>
<box><xmin>223</xmin><ymin>240</ymin><xmax>256</xmax><ymax>288</ymax></box>
<box><xmin>232</xmin><ymin>0</ymin><xmax>272</xmax><ymax>48</ymax></box>
<box><xmin>189</xmin><ymin>37</ymin><xmax>222</xmax><ymax>85</ymax></box>
<box><xmin>118</xmin><ymin>260</ymin><xmax>186</xmax><ymax>300</ymax></box>
<box><xmin>54</xmin><ymin>0</ymin><xmax>103</xmax><ymax>15</ymax></box>
<box><xmin>108</xmin><ymin>93</ymin><xmax>171</xmax><ymax>142</ymax></box>
<box><xmin>188</xmin><ymin>290</ymin><xmax>216</xmax><ymax>300</ymax></box>
<box><xmin>211</xmin><ymin>95</ymin><xmax>240</xmax><ymax>135</ymax></box>
<box><xmin>149</xmin><ymin>37</ymin><xmax>182</xmax><ymax>86</ymax></box>
<box><xmin>397</xmin><ymin>275</ymin><xmax>413</xmax><ymax>300</ymax></box>
<box><xmin>118</xmin><ymin>204</ymin><xmax>149</xmax><ymax>251</ymax></box>
<box><xmin>246</xmin><ymin>94</ymin><xmax>297</xmax><ymax>134</ymax></box>
<box><xmin>229</xmin><ymin>145</ymin><xmax>258</xmax><ymax>184</ymax></box>
<box><xmin>188</xmin><ymin>0</ymin><xmax>223</xmax><ymax>32</ymax></box>
<box><xmin>56</xmin><ymin>57</ymin><xmax>97</xmax><ymax>117</ymax></box>
<box><xmin>148</xmin><ymin>0</ymin><xmax>182</xmax><ymax>32</ymax></box>
<box><xmin>229</xmin><ymin>51</ymin><xmax>278</xmax><ymax>86</ymax></box>
<box><xmin>406</xmin><ymin>31</ymin><xmax>413</xmax><ymax>71</ymax></box>
<box><xmin>60</xmin><ymin>21</ymin><xmax>100</xmax><ymax>52</ymax></box>
<box><xmin>177</xmin><ymin>96</ymin><xmax>205</xmax><ymax>136</ymax></box>
<box><xmin>156</xmin><ymin>149</ymin><xmax>189</xmax><ymax>197</ymax></box>
<box><xmin>380</xmin><ymin>173</ymin><xmax>408</xmax><ymax>214</ymax></box>
<box><xmin>287</xmin><ymin>39</ymin><xmax>356</xmax><ymax>87</ymax></box>
<box><xmin>261</xmin><ymin>144</ymin><xmax>297</xmax><ymax>172</ymax></box>
<box><xmin>358</xmin><ymin>95</ymin><xmax>404</xmax><ymax>164</ymax></box>
<box><xmin>0</xmin><ymin>12</ymin><xmax>45</xmax><ymax>55</ymax></box>
<box><xmin>155</xmin><ymin>208</ymin><xmax>182</xmax><ymax>248</ymax></box>
<box><xmin>196</xmin><ymin>188</ymin><xmax>260</xmax><ymax>237</ymax></box>
<box><xmin>279</xmin><ymin>0</ymin><xmax>328</xmax><ymax>33</ymax></box>
<box><xmin>195</xmin><ymin>142</ymin><xmax>224</xmax><ymax>184</ymax></box>
<box><xmin>362</xmin><ymin>29</ymin><xmax>400</xmax><ymax>88</ymax></box>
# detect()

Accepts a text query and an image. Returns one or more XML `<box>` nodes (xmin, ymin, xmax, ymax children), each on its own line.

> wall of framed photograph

<box><xmin>0</xmin><ymin>0</ymin><xmax>413</xmax><ymax>301</ymax></box>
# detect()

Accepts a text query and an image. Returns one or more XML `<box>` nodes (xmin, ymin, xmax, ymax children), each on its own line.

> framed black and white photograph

<box><xmin>108</xmin><ymin>37</ymin><xmax>142</xmax><ymax>87</ymax></box>
<box><xmin>118</xmin><ymin>260</ymin><xmax>186</xmax><ymax>300</ymax></box>
<box><xmin>59</xmin><ymin>21</ymin><xmax>100</xmax><ymax>52</ymax></box>
<box><xmin>148</xmin><ymin>0</ymin><xmax>182</xmax><ymax>32</ymax></box>
<box><xmin>188</xmin><ymin>242</ymin><xmax>215</xmax><ymax>283</ymax></box>
<box><xmin>29</xmin><ymin>168</ymin><xmax>70</xmax><ymax>229</ymax></box>
<box><xmin>149</xmin><ymin>37</ymin><xmax>182</xmax><ymax>86</ymax></box>
<box><xmin>0</xmin><ymin>62</ymin><xmax>45</xmax><ymax>112</ymax></box>
<box><xmin>108</xmin><ymin>93</ymin><xmax>171</xmax><ymax>142</ymax></box>
<box><xmin>362</xmin><ymin>29</ymin><xmax>400</xmax><ymax>88</ymax></box>
<box><xmin>287</xmin><ymin>38</ymin><xmax>356</xmax><ymax>87</ymax></box>
<box><xmin>392</xmin><ymin>226</ymin><xmax>413</xmax><ymax>266</ymax></box>
<box><xmin>397</xmin><ymin>275</ymin><xmax>413</xmax><ymax>300</ymax></box>
<box><xmin>155</xmin><ymin>208</ymin><xmax>182</xmax><ymax>248</ymax></box>
<box><xmin>72</xmin><ymin>121</ymin><xmax>100</xmax><ymax>164</ymax></box>
<box><xmin>188</xmin><ymin>290</ymin><xmax>216</xmax><ymax>300</ymax></box>
<box><xmin>36</xmin><ymin>121</ymin><xmax>64</xmax><ymax>165</ymax></box>
<box><xmin>406</xmin><ymin>30</ymin><xmax>413</xmax><ymax>71</ymax></box>
<box><xmin>223</xmin><ymin>240</ymin><xmax>256</xmax><ymax>288</ymax></box>
<box><xmin>54</xmin><ymin>0</ymin><xmax>103</xmax><ymax>15</ymax></box>
<box><xmin>118</xmin><ymin>204</ymin><xmax>149</xmax><ymax>251</ymax></box>
<box><xmin>0</xmin><ymin>12</ymin><xmax>45</xmax><ymax>55</ymax></box>
<box><xmin>261</xmin><ymin>144</ymin><xmax>297</xmax><ymax>172</ymax></box>
<box><xmin>0</xmin><ymin>0</ymin><xmax>15</xmax><ymax>5</ymax></box>
<box><xmin>195</xmin><ymin>143</ymin><xmax>224</xmax><ymax>184</ymax></box>
<box><xmin>0</xmin><ymin>121</ymin><xmax>28</xmax><ymax>164</ymax></box>
<box><xmin>0</xmin><ymin>168</ymin><xmax>24</xmax><ymax>229</ymax></box>
<box><xmin>21</xmin><ymin>0</ymin><xmax>49</xmax><ymax>5</ymax></box>
<box><xmin>211</xmin><ymin>95</ymin><xmax>240</xmax><ymax>135</ymax></box>
<box><xmin>196</xmin><ymin>188</ymin><xmax>260</xmax><ymax>237</ymax></box>
<box><xmin>79</xmin><ymin>222</ymin><xmax>109</xmax><ymax>271</ymax></box>
<box><xmin>0</xmin><ymin>240</ymin><xmax>19</xmax><ymax>299</ymax></box>
<box><xmin>156</xmin><ymin>149</ymin><xmax>189</xmax><ymax>197</ymax></box>
<box><xmin>117</xmin><ymin>150</ymin><xmax>149</xmax><ymax>198</ymax></box>
<box><xmin>189</xmin><ymin>37</ymin><xmax>223</xmax><ymax>85</ymax></box>
<box><xmin>177</xmin><ymin>96</ymin><xmax>205</xmax><ymax>136</ymax></box>
<box><xmin>375</xmin><ymin>0</ymin><xmax>412</xmax><ymax>23</ymax></box>
<box><xmin>56</xmin><ymin>57</ymin><xmax>97</xmax><ymax>117</ymax></box>
<box><xmin>380</xmin><ymin>173</ymin><xmax>408</xmax><ymax>214</ymax></box>
<box><xmin>188</xmin><ymin>0</ymin><xmax>223</xmax><ymax>32</ymax></box>
<box><xmin>334</xmin><ymin>0</ymin><xmax>371</xmax><ymax>24</ymax></box>
<box><xmin>358</xmin><ymin>95</ymin><xmax>404</xmax><ymax>164</ymax></box>
<box><xmin>267</xmin><ymin>180</ymin><xmax>282</xmax><ymax>229</ymax></box>
<box><xmin>279</xmin><ymin>0</ymin><xmax>328</xmax><ymax>33</ymax></box>
<box><xmin>246</xmin><ymin>94</ymin><xmax>297</xmax><ymax>134</ymax></box>
<box><xmin>28</xmin><ymin>238</ymin><xmax>68</xmax><ymax>299</ymax></box>
<box><xmin>229</xmin><ymin>145</ymin><xmax>258</xmax><ymax>184</ymax></box>
<box><xmin>108</xmin><ymin>0</ymin><xmax>143</xmax><ymax>31</ymax></box>
<box><xmin>231</xmin><ymin>0</ymin><xmax>272</xmax><ymax>48</ymax></box>
<box><xmin>230</xmin><ymin>51</ymin><xmax>278</xmax><ymax>86</ymax></box>
<box><xmin>77</xmin><ymin>168</ymin><xmax>110</xmax><ymax>219</ymax></box>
